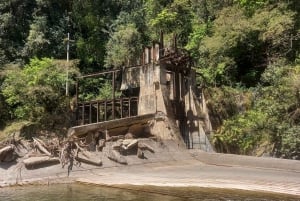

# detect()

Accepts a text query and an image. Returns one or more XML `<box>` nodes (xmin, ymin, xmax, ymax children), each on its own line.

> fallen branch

<box><xmin>138</xmin><ymin>142</ymin><xmax>155</xmax><ymax>153</ymax></box>
<box><xmin>33</xmin><ymin>138</ymin><xmax>52</xmax><ymax>156</ymax></box>
<box><xmin>75</xmin><ymin>152</ymin><xmax>102</xmax><ymax>166</ymax></box>
<box><xmin>107</xmin><ymin>149</ymin><xmax>127</xmax><ymax>165</ymax></box>
<box><xmin>122</xmin><ymin>139</ymin><xmax>138</xmax><ymax>151</ymax></box>
<box><xmin>0</xmin><ymin>145</ymin><xmax>15</xmax><ymax>162</ymax></box>
<box><xmin>23</xmin><ymin>156</ymin><xmax>60</xmax><ymax>169</ymax></box>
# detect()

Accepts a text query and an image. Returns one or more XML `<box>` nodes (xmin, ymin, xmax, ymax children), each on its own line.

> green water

<box><xmin>0</xmin><ymin>184</ymin><xmax>299</xmax><ymax>201</ymax></box>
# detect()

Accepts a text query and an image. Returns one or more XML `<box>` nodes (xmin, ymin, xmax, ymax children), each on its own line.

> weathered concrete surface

<box><xmin>68</xmin><ymin>114</ymin><xmax>155</xmax><ymax>137</ymax></box>
<box><xmin>190</xmin><ymin>150</ymin><xmax>300</xmax><ymax>172</ymax></box>
<box><xmin>0</xmin><ymin>141</ymin><xmax>299</xmax><ymax>197</ymax></box>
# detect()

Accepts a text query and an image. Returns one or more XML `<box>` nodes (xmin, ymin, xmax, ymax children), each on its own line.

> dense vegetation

<box><xmin>0</xmin><ymin>0</ymin><xmax>299</xmax><ymax>159</ymax></box>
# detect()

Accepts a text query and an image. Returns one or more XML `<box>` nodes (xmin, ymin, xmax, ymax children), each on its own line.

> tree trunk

<box><xmin>23</xmin><ymin>156</ymin><xmax>60</xmax><ymax>169</ymax></box>
<box><xmin>0</xmin><ymin>145</ymin><xmax>15</xmax><ymax>162</ymax></box>
<box><xmin>33</xmin><ymin>138</ymin><xmax>52</xmax><ymax>156</ymax></box>
<box><xmin>75</xmin><ymin>152</ymin><xmax>102</xmax><ymax>166</ymax></box>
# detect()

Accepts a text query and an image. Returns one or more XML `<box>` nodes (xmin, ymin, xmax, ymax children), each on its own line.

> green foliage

<box><xmin>105</xmin><ymin>23</ymin><xmax>142</xmax><ymax>68</ymax></box>
<box><xmin>205</xmin><ymin>86</ymin><xmax>253</xmax><ymax>128</ymax></box>
<box><xmin>97</xmin><ymin>81</ymin><xmax>121</xmax><ymax>100</ymax></box>
<box><xmin>0</xmin><ymin>0</ymin><xmax>299</xmax><ymax>159</ymax></box>
<box><xmin>0</xmin><ymin>121</ymin><xmax>31</xmax><ymax>141</ymax></box>
<box><xmin>149</xmin><ymin>8</ymin><xmax>178</xmax><ymax>32</ymax></box>
<box><xmin>215</xmin><ymin>109</ymin><xmax>268</xmax><ymax>154</ymax></box>
<box><xmin>233</xmin><ymin>0</ymin><xmax>268</xmax><ymax>15</ymax></box>
<box><xmin>71</xmin><ymin>0</ymin><xmax>121</xmax><ymax>71</ymax></box>
<box><xmin>79</xmin><ymin>78</ymin><xmax>121</xmax><ymax>102</ymax></box>
<box><xmin>185</xmin><ymin>23</ymin><xmax>208</xmax><ymax>59</ymax></box>
<box><xmin>278</xmin><ymin>125</ymin><xmax>300</xmax><ymax>159</ymax></box>
<box><xmin>145</xmin><ymin>0</ymin><xmax>193</xmax><ymax>46</ymax></box>
<box><xmin>214</xmin><ymin>64</ymin><xmax>300</xmax><ymax>158</ymax></box>
<box><xmin>197</xmin><ymin>3</ymin><xmax>297</xmax><ymax>87</ymax></box>
<box><xmin>1</xmin><ymin>58</ymin><xmax>79</xmax><ymax>121</ymax></box>
<box><xmin>0</xmin><ymin>0</ymin><xmax>34</xmax><ymax>63</ymax></box>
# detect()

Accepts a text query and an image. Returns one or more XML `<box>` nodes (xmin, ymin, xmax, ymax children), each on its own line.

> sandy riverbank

<box><xmin>0</xmin><ymin>140</ymin><xmax>300</xmax><ymax>197</ymax></box>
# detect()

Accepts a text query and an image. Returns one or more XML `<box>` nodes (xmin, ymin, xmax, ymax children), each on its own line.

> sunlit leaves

<box><xmin>105</xmin><ymin>23</ymin><xmax>142</xmax><ymax>68</ymax></box>
<box><xmin>1</xmin><ymin>58</ymin><xmax>79</xmax><ymax>120</ymax></box>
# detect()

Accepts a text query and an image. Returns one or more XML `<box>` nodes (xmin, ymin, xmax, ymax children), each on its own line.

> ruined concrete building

<box><xmin>68</xmin><ymin>34</ymin><xmax>214</xmax><ymax>152</ymax></box>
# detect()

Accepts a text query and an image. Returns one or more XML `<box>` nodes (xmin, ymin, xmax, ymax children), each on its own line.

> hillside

<box><xmin>0</xmin><ymin>0</ymin><xmax>299</xmax><ymax>159</ymax></box>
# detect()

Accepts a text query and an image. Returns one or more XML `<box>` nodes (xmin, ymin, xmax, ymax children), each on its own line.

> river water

<box><xmin>0</xmin><ymin>183</ymin><xmax>299</xmax><ymax>201</ymax></box>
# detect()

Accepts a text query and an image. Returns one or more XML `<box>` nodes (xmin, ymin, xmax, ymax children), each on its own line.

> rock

<box><xmin>107</xmin><ymin>149</ymin><xmax>127</xmax><ymax>165</ymax></box>
<box><xmin>137</xmin><ymin>148</ymin><xmax>145</xmax><ymax>159</ymax></box>
<box><xmin>124</xmin><ymin>133</ymin><xmax>134</xmax><ymax>139</ymax></box>
<box><xmin>97</xmin><ymin>139</ymin><xmax>106</xmax><ymax>151</ymax></box>
<box><xmin>112</xmin><ymin>140</ymin><xmax>123</xmax><ymax>151</ymax></box>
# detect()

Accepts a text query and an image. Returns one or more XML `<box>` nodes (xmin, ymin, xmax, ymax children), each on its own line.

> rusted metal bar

<box><xmin>135</xmin><ymin>97</ymin><xmax>139</xmax><ymax>116</ymax></box>
<box><xmin>112</xmin><ymin>72</ymin><xmax>115</xmax><ymax>120</ymax></box>
<box><xmin>77</xmin><ymin>65</ymin><xmax>142</xmax><ymax>79</ymax></box>
<box><xmin>104</xmin><ymin>100</ymin><xmax>107</xmax><ymax>121</ymax></box>
<box><xmin>160</xmin><ymin>30</ymin><xmax>164</xmax><ymax>57</ymax></box>
<box><xmin>129</xmin><ymin>97</ymin><xmax>131</xmax><ymax>117</ymax></box>
<box><xmin>179</xmin><ymin>73</ymin><xmax>182</xmax><ymax>101</ymax></box>
<box><xmin>120</xmin><ymin>97</ymin><xmax>123</xmax><ymax>118</ymax></box>
<box><xmin>82</xmin><ymin>103</ymin><xmax>85</xmax><ymax>125</ymax></box>
<box><xmin>78</xmin><ymin>69</ymin><xmax>121</xmax><ymax>79</ymax></box>
<box><xmin>89</xmin><ymin>103</ymin><xmax>92</xmax><ymax>124</ymax></box>
<box><xmin>76</xmin><ymin>96</ymin><xmax>139</xmax><ymax>125</ymax></box>
<box><xmin>75</xmin><ymin>81</ymin><xmax>79</xmax><ymax>106</ymax></box>
<box><xmin>173</xmin><ymin>72</ymin><xmax>176</xmax><ymax>100</ymax></box>
<box><xmin>97</xmin><ymin>101</ymin><xmax>99</xmax><ymax>123</ymax></box>
<box><xmin>173</xmin><ymin>33</ymin><xmax>177</xmax><ymax>52</ymax></box>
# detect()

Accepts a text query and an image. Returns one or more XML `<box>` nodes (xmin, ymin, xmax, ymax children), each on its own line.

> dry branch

<box><xmin>138</xmin><ymin>142</ymin><xmax>155</xmax><ymax>153</ymax></box>
<box><xmin>23</xmin><ymin>156</ymin><xmax>60</xmax><ymax>169</ymax></box>
<box><xmin>33</xmin><ymin>138</ymin><xmax>52</xmax><ymax>156</ymax></box>
<box><xmin>107</xmin><ymin>149</ymin><xmax>127</xmax><ymax>165</ymax></box>
<box><xmin>0</xmin><ymin>145</ymin><xmax>14</xmax><ymax>162</ymax></box>
<box><xmin>123</xmin><ymin>139</ymin><xmax>138</xmax><ymax>151</ymax></box>
<box><xmin>75</xmin><ymin>152</ymin><xmax>102</xmax><ymax>166</ymax></box>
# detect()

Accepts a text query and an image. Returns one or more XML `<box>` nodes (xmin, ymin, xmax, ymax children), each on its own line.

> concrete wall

<box><xmin>137</xmin><ymin>47</ymin><xmax>213</xmax><ymax>150</ymax></box>
<box><xmin>138</xmin><ymin>64</ymin><xmax>167</xmax><ymax>115</ymax></box>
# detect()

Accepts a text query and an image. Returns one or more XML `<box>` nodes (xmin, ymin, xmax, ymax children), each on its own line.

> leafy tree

<box><xmin>105</xmin><ymin>23</ymin><xmax>142</xmax><ymax>68</ymax></box>
<box><xmin>1</xmin><ymin>58</ymin><xmax>79</xmax><ymax>121</ymax></box>
<box><xmin>278</xmin><ymin>125</ymin><xmax>300</xmax><ymax>159</ymax></box>
<box><xmin>214</xmin><ymin>109</ymin><xmax>268</xmax><ymax>154</ymax></box>
<box><xmin>214</xmin><ymin>63</ymin><xmax>300</xmax><ymax>158</ymax></box>
<box><xmin>22</xmin><ymin>0</ymin><xmax>69</xmax><ymax>60</ymax></box>
<box><xmin>145</xmin><ymin>0</ymin><xmax>192</xmax><ymax>46</ymax></box>
<box><xmin>233</xmin><ymin>0</ymin><xmax>268</xmax><ymax>15</ymax></box>
<box><xmin>22</xmin><ymin>16</ymin><xmax>50</xmax><ymax>58</ymax></box>
<box><xmin>196</xmin><ymin>2</ymin><xmax>297</xmax><ymax>87</ymax></box>
<box><xmin>0</xmin><ymin>0</ymin><xmax>34</xmax><ymax>63</ymax></box>
<box><xmin>71</xmin><ymin>0</ymin><xmax>121</xmax><ymax>72</ymax></box>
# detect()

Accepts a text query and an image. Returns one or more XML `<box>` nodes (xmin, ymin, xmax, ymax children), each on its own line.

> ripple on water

<box><xmin>0</xmin><ymin>184</ymin><xmax>299</xmax><ymax>201</ymax></box>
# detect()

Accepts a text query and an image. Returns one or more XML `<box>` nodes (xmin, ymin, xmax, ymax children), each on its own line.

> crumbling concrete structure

<box><xmin>68</xmin><ymin>34</ymin><xmax>214</xmax><ymax>152</ymax></box>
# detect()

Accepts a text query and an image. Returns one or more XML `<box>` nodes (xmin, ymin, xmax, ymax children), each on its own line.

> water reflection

<box><xmin>0</xmin><ymin>184</ymin><xmax>299</xmax><ymax>201</ymax></box>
